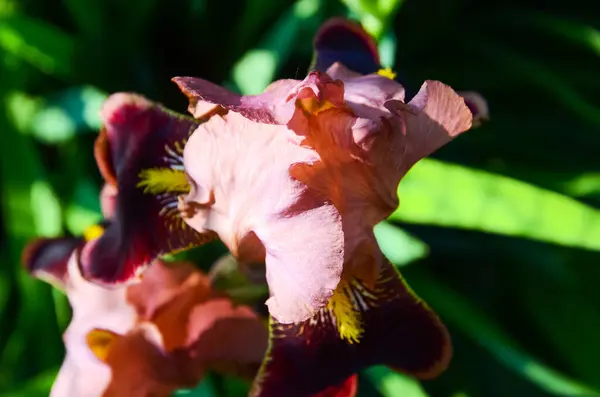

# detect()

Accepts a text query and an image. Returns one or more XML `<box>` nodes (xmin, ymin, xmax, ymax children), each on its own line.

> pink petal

<box><xmin>384</xmin><ymin>80</ymin><xmax>473</xmax><ymax>176</ymax></box>
<box><xmin>99</xmin><ymin>183</ymin><xmax>117</xmax><ymax>218</ymax></box>
<box><xmin>173</xmin><ymin>72</ymin><xmax>345</xmax><ymax>128</ymax></box>
<box><xmin>259</xmin><ymin>195</ymin><xmax>344</xmax><ymax>323</ymax></box>
<box><xmin>126</xmin><ymin>260</ymin><xmax>203</xmax><ymax>321</ymax></box>
<box><xmin>173</xmin><ymin>76</ymin><xmax>298</xmax><ymax>123</ymax></box>
<box><xmin>182</xmin><ymin>112</ymin><xmax>344</xmax><ymax>323</ymax></box>
<box><xmin>186</xmin><ymin>298</ymin><xmax>268</xmax><ymax>369</ymax></box>
<box><xmin>326</xmin><ymin>62</ymin><xmax>406</xmax><ymax>116</ymax></box>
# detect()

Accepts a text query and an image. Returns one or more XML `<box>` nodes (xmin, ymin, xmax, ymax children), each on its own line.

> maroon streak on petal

<box><xmin>83</xmin><ymin>93</ymin><xmax>216</xmax><ymax>285</ymax></box>
<box><xmin>250</xmin><ymin>259</ymin><xmax>451</xmax><ymax>397</ymax></box>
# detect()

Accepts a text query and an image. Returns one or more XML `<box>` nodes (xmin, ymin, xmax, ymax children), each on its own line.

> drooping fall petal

<box><xmin>249</xmin><ymin>258</ymin><xmax>451</xmax><ymax>397</ymax></box>
<box><xmin>21</xmin><ymin>236</ymin><xmax>83</xmax><ymax>289</ymax></box>
<box><xmin>178</xmin><ymin>49</ymin><xmax>472</xmax><ymax>325</ymax></box>
<box><xmin>83</xmin><ymin>93</ymin><xmax>217</xmax><ymax>284</ymax></box>
<box><xmin>181</xmin><ymin>111</ymin><xmax>345</xmax><ymax>324</ymax></box>
<box><xmin>312</xmin><ymin>374</ymin><xmax>358</xmax><ymax>397</ymax></box>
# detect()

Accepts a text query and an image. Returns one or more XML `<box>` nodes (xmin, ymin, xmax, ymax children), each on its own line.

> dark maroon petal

<box><xmin>250</xmin><ymin>259</ymin><xmax>451</xmax><ymax>397</ymax></box>
<box><xmin>22</xmin><ymin>236</ymin><xmax>83</xmax><ymax>288</ymax></box>
<box><xmin>311</xmin><ymin>18</ymin><xmax>381</xmax><ymax>75</ymax></box>
<box><xmin>82</xmin><ymin>93</ymin><xmax>217</xmax><ymax>284</ymax></box>
<box><xmin>312</xmin><ymin>374</ymin><xmax>358</xmax><ymax>397</ymax></box>
<box><xmin>458</xmin><ymin>91</ymin><xmax>489</xmax><ymax>128</ymax></box>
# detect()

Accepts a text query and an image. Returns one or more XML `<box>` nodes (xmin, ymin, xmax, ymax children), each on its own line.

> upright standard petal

<box><xmin>250</xmin><ymin>256</ymin><xmax>451</xmax><ymax>397</ymax></box>
<box><xmin>181</xmin><ymin>111</ymin><xmax>345</xmax><ymax>324</ymax></box>
<box><xmin>84</xmin><ymin>93</ymin><xmax>216</xmax><ymax>285</ymax></box>
<box><xmin>311</xmin><ymin>17</ymin><xmax>381</xmax><ymax>75</ymax></box>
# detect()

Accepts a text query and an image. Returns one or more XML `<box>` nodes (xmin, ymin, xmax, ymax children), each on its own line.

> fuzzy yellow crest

<box><xmin>377</xmin><ymin>67</ymin><xmax>397</xmax><ymax>80</ymax></box>
<box><xmin>137</xmin><ymin>167</ymin><xmax>190</xmax><ymax>195</ymax></box>
<box><xmin>327</xmin><ymin>280</ymin><xmax>364</xmax><ymax>344</ymax></box>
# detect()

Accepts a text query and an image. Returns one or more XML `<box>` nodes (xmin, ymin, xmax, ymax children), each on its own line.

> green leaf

<box><xmin>509</xmin><ymin>261</ymin><xmax>600</xmax><ymax>387</ymax></box>
<box><xmin>341</xmin><ymin>0</ymin><xmax>405</xmax><ymax>39</ymax></box>
<box><xmin>0</xmin><ymin>13</ymin><xmax>74</xmax><ymax>77</ymax></box>
<box><xmin>391</xmin><ymin>159</ymin><xmax>600</xmax><ymax>251</ymax></box>
<box><xmin>365</xmin><ymin>366</ymin><xmax>430</xmax><ymax>397</ymax></box>
<box><xmin>28</xmin><ymin>86</ymin><xmax>107</xmax><ymax>144</ymax></box>
<box><xmin>409</xmin><ymin>272</ymin><xmax>600</xmax><ymax>397</ymax></box>
<box><xmin>232</xmin><ymin>0</ymin><xmax>322</xmax><ymax>95</ymax></box>
<box><xmin>378</xmin><ymin>28</ymin><xmax>397</xmax><ymax>68</ymax></box>
<box><xmin>0</xmin><ymin>88</ymin><xmax>63</xmax><ymax>385</ymax></box>
<box><xmin>373</xmin><ymin>222</ymin><xmax>428</xmax><ymax>266</ymax></box>
<box><xmin>5</xmin><ymin>91</ymin><xmax>41</xmax><ymax>134</ymax></box>
<box><xmin>65</xmin><ymin>179</ymin><xmax>102</xmax><ymax>235</ymax></box>
<box><xmin>0</xmin><ymin>367</ymin><xmax>58</xmax><ymax>397</ymax></box>
<box><xmin>172</xmin><ymin>377</ymin><xmax>217</xmax><ymax>397</ymax></box>
<box><xmin>474</xmin><ymin>38</ymin><xmax>600</xmax><ymax>126</ymax></box>
<box><xmin>64</xmin><ymin>0</ymin><xmax>103</xmax><ymax>38</ymax></box>
<box><xmin>525</xmin><ymin>12</ymin><xmax>600</xmax><ymax>57</ymax></box>
<box><xmin>30</xmin><ymin>180</ymin><xmax>62</xmax><ymax>237</ymax></box>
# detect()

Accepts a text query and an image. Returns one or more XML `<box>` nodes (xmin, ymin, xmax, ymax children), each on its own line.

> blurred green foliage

<box><xmin>0</xmin><ymin>0</ymin><xmax>599</xmax><ymax>396</ymax></box>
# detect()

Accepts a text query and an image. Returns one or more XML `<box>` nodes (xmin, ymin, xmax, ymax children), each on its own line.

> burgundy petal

<box><xmin>312</xmin><ymin>374</ymin><xmax>358</xmax><ymax>397</ymax></box>
<box><xmin>83</xmin><ymin>93</ymin><xmax>216</xmax><ymax>285</ymax></box>
<box><xmin>311</xmin><ymin>18</ymin><xmax>381</xmax><ymax>75</ymax></box>
<box><xmin>250</xmin><ymin>259</ymin><xmax>451</xmax><ymax>397</ymax></box>
<box><xmin>458</xmin><ymin>91</ymin><xmax>489</xmax><ymax>128</ymax></box>
<box><xmin>22</xmin><ymin>236</ymin><xmax>83</xmax><ymax>289</ymax></box>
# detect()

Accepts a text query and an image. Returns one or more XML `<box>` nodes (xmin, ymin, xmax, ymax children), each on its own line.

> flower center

<box><xmin>297</xmin><ymin>97</ymin><xmax>337</xmax><ymax>116</ymax></box>
<box><xmin>327</xmin><ymin>279</ymin><xmax>364</xmax><ymax>344</ymax></box>
<box><xmin>137</xmin><ymin>168</ymin><xmax>190</xmax><ymax>194</ymax></box>
<box><xmin>377</xmin><ymin>67</ymin><xmax>397</xmax><ymax>80</ymax></box>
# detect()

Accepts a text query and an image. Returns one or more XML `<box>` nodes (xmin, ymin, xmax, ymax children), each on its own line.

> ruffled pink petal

<box><xmin>182</xmin><ymin>112</ymin><xmax>344</xmax><ymax>324</ymax></box>
<box><xmin>384</xmin><ymin>80</ymin><xmax>473</xmax><ymax>177</ymax></box>
<box><xmin>173</xmin><ymin>72</ymin><xmax>346</xmax><ymax>128</ymax></box>
<box><xmin>173</xmin><ymin>76</ymin><xmax>298</xmax><ymax>123</ymax></box>
<box><xmin>326</xmin><ymin>62</ymin><xmax>405</xmax><ymax>119</ymax></box>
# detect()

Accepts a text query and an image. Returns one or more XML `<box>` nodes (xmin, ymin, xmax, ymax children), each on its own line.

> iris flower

<box><xmin>23</xmin><ymin>177</ymin><xmax>267</xmax><ymax>397</ymax></box>
<box><xmin>75</xmin><ymin>17</ymin><xmax>488</xmax><ymax>397</ymax></box>
<box><xmin>23</xmin><ymin>188</ymin><xmax>357</xmax><ymax>397</ymax></box>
